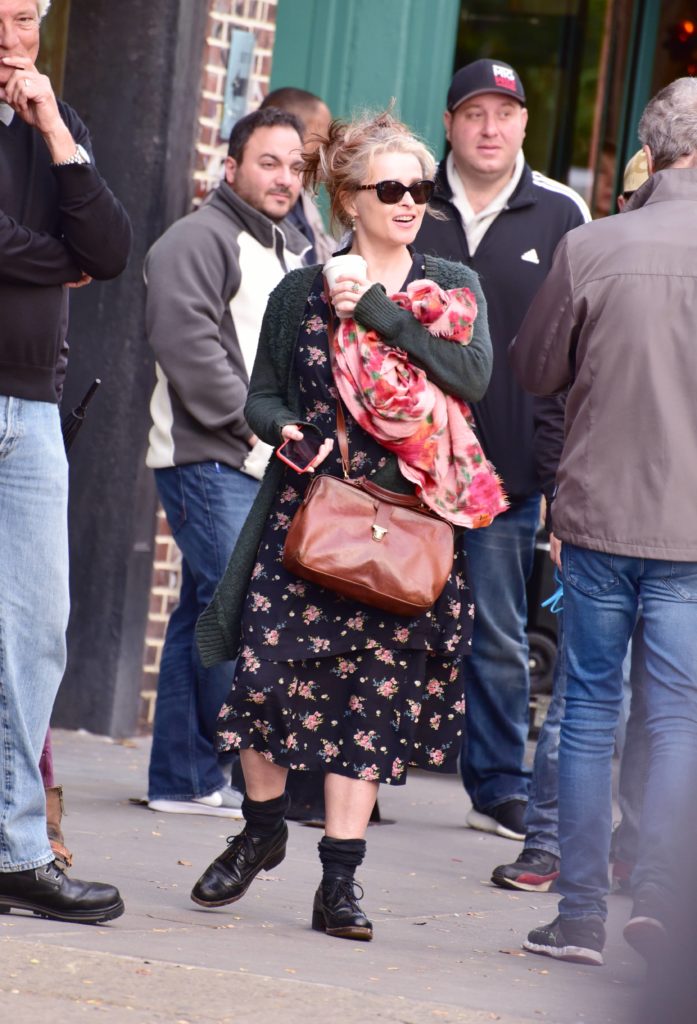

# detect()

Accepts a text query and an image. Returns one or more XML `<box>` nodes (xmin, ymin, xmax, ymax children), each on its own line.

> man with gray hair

<box><xmin>509</xmin><ymin>76</ymin><xmax>697</xmax><ymax>967</ymax></box>
<box><xmin>0</xmin><ymin>0</ymin><xmax>130</xmax><ymax>921</ymax></box>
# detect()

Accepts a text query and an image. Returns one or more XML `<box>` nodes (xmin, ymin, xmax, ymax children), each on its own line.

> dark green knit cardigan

<box><xmin>195</xmin><ymin>256</ymin><xmax>491</xmax><ymax>666</ymax></box>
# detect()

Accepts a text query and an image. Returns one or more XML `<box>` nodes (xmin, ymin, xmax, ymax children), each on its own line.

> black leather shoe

<box><xmin>0</xmin><ymin>860</ymin><xmax>124</xmax><ymax>924</ymax></box>
<box><xmin>311</xmin><ymin>878</ymin><xmax>373</xmax><ymax>940</ymax></box>
<box><xmin>191</xmin><ymin>823</ymin><xmax>288</xmax><ymax>907</ymax></box>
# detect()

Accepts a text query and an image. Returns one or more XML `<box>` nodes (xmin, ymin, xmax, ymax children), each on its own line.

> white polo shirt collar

<box><xmin>446</xmin><ymin>149</ymin><xmax>525</xmax><ymax>255</ymax></box>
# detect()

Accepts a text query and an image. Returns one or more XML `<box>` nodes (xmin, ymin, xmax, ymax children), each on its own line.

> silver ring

<box><xmin>24</xmin><ymin>78</ymin><xmax>30</xmax><ymax>87</ymax></box>
<box><xmin>352</xmin><ymin>282</ymin><xmax>361</xmax><ymax>293</ymax></box>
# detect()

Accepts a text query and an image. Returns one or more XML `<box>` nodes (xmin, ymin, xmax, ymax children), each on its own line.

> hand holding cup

<box><xmin>323</xmin><ymin>254</ymin><xmax>369</xmax><ymax>318</ymax></box>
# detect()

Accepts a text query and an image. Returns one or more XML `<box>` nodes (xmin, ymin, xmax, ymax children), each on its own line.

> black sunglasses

<box><xmin>356</xmin><ymin>179</ymin><xmax>435</xmax><ymax>205</ymax></box>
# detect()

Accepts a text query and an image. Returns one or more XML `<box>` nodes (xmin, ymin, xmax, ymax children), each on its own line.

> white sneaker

<box><xmin>148</xmin><ymin>786</ymin><xmax>244</xmax><ymax>818</ymax></box>
<box><xmin>465</xmin><ymin>799</ymin><xmax>526</xmax><ymax>841</ymax></box>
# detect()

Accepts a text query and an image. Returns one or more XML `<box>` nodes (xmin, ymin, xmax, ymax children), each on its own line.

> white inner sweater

<box><xmin>446</xmin><ymin>150</ymin><xmax>525</xmax><ymax>255</ymax></box>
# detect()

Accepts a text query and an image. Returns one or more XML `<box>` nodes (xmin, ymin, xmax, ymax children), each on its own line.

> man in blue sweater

<box><xmin>417</xmin><ymin>59</ymin><xmax>589</xmax><ymax>842</ymax></box>
<box><xmin>0</xmin><ymin>0</ymin><xmax>131</xmax><ymax>921</ymax></box>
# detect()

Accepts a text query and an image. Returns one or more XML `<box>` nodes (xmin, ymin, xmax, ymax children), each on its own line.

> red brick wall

<box><xmin>139</xmin><ymin>0</ymin><xmax>278</xmax><ymax>729</ymax></box>
<box><xmin>141</xmin><ymin>508</ymin><xmax>183</xmax><ymax>728</ymax></box>
<box><xmin>194</xmin><ymin>0</ymin><xmax>279</xmax><ymax>201</ymax></box>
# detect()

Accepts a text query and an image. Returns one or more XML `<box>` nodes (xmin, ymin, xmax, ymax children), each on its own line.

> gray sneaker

<box><xmin>148</xmin><ymin>786</ymin><xmax>244</xmax><ymax>818</ymax></box>
<box><xmin>524</xmin><ymin>914</ymin><xmax>605</xmax><ymax>966</ymax></box>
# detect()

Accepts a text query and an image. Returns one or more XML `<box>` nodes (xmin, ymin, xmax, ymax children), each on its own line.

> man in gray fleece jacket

<box><xmin>144</xmin><ymin>107</ymin><xmax>308</xmax><ymax>817</ymax></box>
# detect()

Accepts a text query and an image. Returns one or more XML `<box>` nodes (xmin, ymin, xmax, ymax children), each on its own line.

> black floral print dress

<box><xmin>217</xmin><ymin>260</ymin><xmax>475</xmax><ymax>785</ymax></box>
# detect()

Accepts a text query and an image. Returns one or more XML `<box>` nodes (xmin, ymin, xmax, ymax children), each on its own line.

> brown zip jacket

<box><xmin>509</xmin><ymin>168</ymin><xmax>697</xmax><ymax>561</ymax></box>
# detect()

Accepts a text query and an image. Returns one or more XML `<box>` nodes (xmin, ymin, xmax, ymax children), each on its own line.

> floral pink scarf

<box><xmin>331</xmin><ymin>279</ymin><xmax>508</xmax><ymax>528</ymax></box>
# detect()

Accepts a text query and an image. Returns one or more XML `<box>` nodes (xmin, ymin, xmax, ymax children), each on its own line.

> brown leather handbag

<box><xmin>282</xmin><ymin>402</ymin><xmax>455</xmax><ymax>617</ymax></box>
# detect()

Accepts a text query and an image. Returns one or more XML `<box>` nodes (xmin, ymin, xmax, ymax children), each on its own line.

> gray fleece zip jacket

<box><xmin>145</xmin><ymin>182</ymin><xmax>308</xmax><ymax>470</ymax></box>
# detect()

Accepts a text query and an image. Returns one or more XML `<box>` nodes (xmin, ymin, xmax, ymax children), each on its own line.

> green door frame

<box><xmin>615</xmin><ymin>0</ymin><xmax>661</xmax><ymax>186</ymax></box>
<box><xmin>270</xmin><ymin>0</ymin><xmax>461</xmax><ymax>159</ymax></box>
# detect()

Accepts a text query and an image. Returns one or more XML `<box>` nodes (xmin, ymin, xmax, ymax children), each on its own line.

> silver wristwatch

<box><xmin>53</xmin><ymin>144</ymin><xmax>91</xmax><ymax>167</ymax></box>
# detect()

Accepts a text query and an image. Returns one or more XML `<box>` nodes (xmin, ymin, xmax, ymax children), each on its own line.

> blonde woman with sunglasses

<box><xmin>191</xmin><ymin>109</ymin><xmax>503</xmax><ymax>942</ymax></box>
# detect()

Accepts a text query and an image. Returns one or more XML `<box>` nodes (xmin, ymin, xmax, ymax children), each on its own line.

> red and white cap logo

<box><xmin>492</xmin><ymin>64</ymin><xmax>517</xmax><ymax>92</ymax></box>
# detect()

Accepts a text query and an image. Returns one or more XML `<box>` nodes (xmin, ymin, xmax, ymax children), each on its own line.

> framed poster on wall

<box><xmin>221</xmin><ymin>30</ymin><xmax>256</xmax><ymax>140</ymax></box>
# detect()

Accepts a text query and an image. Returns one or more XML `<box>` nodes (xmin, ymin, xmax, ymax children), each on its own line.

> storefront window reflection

<box><xmin>453</xmin><ymin>0</ymin><xmax>637</xmax><ymax>217</ymax></box>
<box><xmin>654</xmin><ymin>2</ymin><xmax>697</xmax><ymax>88</ymax></box>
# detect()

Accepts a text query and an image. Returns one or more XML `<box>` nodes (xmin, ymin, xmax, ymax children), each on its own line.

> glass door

<box><xmin>651</xmin><ymin>2</ymin><xmax>697</xmax><ymax>87</ymax></box>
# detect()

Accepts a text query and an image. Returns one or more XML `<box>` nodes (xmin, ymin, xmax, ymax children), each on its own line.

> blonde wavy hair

<box><xmin>302</xmin><ymin>107</ymin><xmax>436</xmax><ymax>233</ymax></box>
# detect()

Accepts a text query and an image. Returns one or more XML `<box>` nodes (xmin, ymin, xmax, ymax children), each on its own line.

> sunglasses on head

<box><xmin>356</xmin><ymin>179</ymin><xmax>435</xmax><ymax>204</ymax></box>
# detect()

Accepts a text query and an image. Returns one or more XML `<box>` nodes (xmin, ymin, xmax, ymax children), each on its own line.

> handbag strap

<box><xmin>324</xmin><ymin>284</ymin><xmax>352</xmax><ymax>478</ymax></box>
<box><xmin>335</xmin><ymin>398</ymin><xmax>351</xmax><ymax>479</ymax></box>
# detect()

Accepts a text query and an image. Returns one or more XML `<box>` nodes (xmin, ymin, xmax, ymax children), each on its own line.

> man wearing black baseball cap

<box><xmin>447</xmin><ymin>58</ymin><xmax>527</xmax><ymax>109</ymax></box>
<box><xmin>417</xmin><ymin>59</ymin><xmax>590</xmax><ymax>849</ymax></box>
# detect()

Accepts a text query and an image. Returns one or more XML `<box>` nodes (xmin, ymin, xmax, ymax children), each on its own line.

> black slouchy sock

<box><xmin>318</xmin><ymin>836</ymin><xmax>367</xmax><ymax>883</ymax></box>
<box><xmin>242</xmin><ymin>792</ymin><xmax>290</xmax><ymax>838</ymax></box>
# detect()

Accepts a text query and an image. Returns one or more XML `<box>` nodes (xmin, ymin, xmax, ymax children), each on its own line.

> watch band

<box><xmin>53</xmin><ymin>144</ymin><xmax>90</xmax><ymax>167</ymax></box>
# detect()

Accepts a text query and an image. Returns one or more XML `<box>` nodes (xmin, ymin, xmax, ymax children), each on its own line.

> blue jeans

<box><xmin>0</xmin><ymin>398</ymin><xmax>69</xmax><ymax>871</ymax></box>
<box><xmin>614</xmin><ymin>620</ymin><xmax>649</xmax><ymax>865</ymax></box>
<box><xmin>460</xmin><ymin>494</ymin><xmax>540</xmax><ymax>811</ymax></box>
<box><xmin>557</xmin><ymin>543</ymin><xmax>697</xmax><ymax>920</ymax></box>
<box><xmin>148</xmin><ymin>462</ymin><xmax>258</xmax><ymax>801</ymax></box>
<box><xmin>524</xmin><ymin>614</ymin><xmax>647</xmax><ymax>862</ymax></box>
<box><xmin>523</xmin><ymin>614</ymin><xmax>566</xmax><ymax>856</ymax></box>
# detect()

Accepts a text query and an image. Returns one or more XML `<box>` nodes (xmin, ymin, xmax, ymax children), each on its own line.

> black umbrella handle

<box><xmin>74</xmin><ymin>378</ymin><xmax>101</xmax><ymax>416</ymax></box>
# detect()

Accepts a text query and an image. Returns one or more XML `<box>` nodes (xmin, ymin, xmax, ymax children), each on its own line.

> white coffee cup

<box><xmin>323</xmin><ymin>254</ymin><xmax>368</xmax><ymax>298</ymax></box>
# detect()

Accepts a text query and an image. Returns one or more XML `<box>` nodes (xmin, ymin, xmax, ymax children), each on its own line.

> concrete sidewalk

<box><xmin>0</xmin><ymin>730</ymin><xmax>642</xmax><ymax>1023</ymax></box>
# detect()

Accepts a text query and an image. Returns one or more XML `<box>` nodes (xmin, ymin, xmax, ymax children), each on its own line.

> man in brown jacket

<box><xmin>509</xmin><ymin>76</ymin><xmax>697</xmax><ymax>967</ymax></box>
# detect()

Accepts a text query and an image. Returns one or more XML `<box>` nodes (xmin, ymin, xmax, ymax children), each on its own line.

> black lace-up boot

<box><xmin>312</xmin><ymin>836</ymin><xmax>372</xmax><ymax>940</ymax></box>
<box><xmin>191</xmin><ymin>792</ymin><xmax>289</xmax><ymax>908</ymax></box>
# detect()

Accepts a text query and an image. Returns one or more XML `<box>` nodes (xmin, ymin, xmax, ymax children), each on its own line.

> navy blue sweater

<box><xmin>0</xmin><ymin>101</ymin><xmax>131</xmax><ymax>402</ymax></box>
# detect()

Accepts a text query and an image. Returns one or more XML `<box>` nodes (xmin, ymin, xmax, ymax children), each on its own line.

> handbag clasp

<box><xmin>371</xmin><ymin>499</ymin><xmax>392</xmax><ymax>542</ymax></box>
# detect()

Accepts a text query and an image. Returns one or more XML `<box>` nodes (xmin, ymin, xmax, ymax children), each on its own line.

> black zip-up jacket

<box><xmin>0</xmin><ymin>101</ymin><xmax>132</xmax><ymax>403</ymax></box>
<box><xmin>416</xmin><ymin>159</ymin><xmax>588</xmax><ymax>501</ymax></box>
